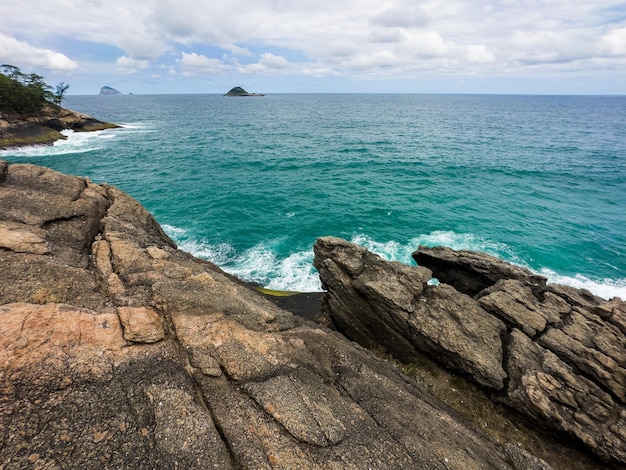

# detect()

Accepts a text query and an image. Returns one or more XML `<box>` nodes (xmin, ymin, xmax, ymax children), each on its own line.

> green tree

<box><xmin>0</xmin><ymin>64</ymin><xmax>70</xmax><ymax>115</ymax></box>
<box><xmin>54</xmin><ymin>82</ymin><xmax>70</xmax><ymax>105</ymax></box>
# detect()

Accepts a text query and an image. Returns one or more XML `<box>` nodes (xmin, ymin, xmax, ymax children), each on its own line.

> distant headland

<box><xmin>99</xmin><ymin>86</ymin><xmax>122</xmax><ymax>95</ymax></box>
<box><xmin>224</xmin><ymin>86</ymin><xmax>264</xmax><ymax>97</ymax></box>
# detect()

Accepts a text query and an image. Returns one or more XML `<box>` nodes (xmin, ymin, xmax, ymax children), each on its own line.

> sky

<box><xmin>1</xmin><ymin>0</ymin><xmax>625</xmax><ymax>95</ymax></box>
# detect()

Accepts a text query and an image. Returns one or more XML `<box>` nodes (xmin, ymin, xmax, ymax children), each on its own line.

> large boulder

<box><xmin>314</xmin><ymin>237</ymin><xmax>626</xmax><ymax>466</ymax></box>
<box><xmin>0</xmin><ymin>161</ymin><xmax>548</xmax><ymax>469</ymax></box>
<box><xmin>314</xmin><ymin>237</ymin><xmax>508</xmax><ymax>390</ymax></box>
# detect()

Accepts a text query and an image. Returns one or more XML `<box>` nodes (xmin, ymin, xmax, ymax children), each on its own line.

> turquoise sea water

<box><xmin>3</xmin><ymin>94</ymin><xmax>625</xmax><ymax>299</ymax></box>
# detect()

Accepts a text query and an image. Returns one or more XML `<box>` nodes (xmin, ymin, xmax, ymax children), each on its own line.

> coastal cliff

<box><xmin>0</xmin><ymin>161</ymin><xmax>622</xmax><ymax>468</ymax></box>
<box><xmin>0</xmin><ymin>105</ymin><xmax>119</xmax><ymax>149</ymax></box>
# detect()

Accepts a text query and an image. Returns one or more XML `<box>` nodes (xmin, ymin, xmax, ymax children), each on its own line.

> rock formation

<box><xmin>224</xmin><ymin>86</ymin><xmax>264</xmax><ymax>96</ymax></box>
<box><xmin>0</xmin><ymin>105</ymin><xmax>119</xmax><ymax>149</ymax></box>
<box><xmin>100</xmin><ymin>86</ymin><xmax>122</xmax><ymax>95</ymax></box>
<box><xmin>1</xmin><ymin>161</ymin><xmax>555</xmax><ymax>469</ymax></box>
<box><xmin>314</xmin><ymin>237</ymin><xmax>626</xmax><ymax>467</ymax></box>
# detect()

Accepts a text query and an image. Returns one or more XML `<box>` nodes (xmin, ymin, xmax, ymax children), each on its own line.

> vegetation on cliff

<box><xmin>0</xmin><ymin>65</ymin><xmax>118</xmax><ymax>149</ymax></box>
<box><xmin>0</xmin><ymin>64</ymin><xmax>69</xmax><ymax>116</ymax></box>
<box><xmin>224</xmin><ymin>86</ymin><xmax>264</xmax><ymax>96</ymax></box>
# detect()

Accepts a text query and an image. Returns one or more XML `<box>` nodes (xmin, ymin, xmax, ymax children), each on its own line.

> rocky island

<box><xmin>99</xmin><ymin>86</ymin><xmax>122</xmax><ymax>95</ymax></box>
<box><xmin>1</xmin><ymin>160</ymin><xmax>625</xmax><ymax>469</ymax></box>
<box><xmin>224</xmin><ymin>86</ymin><xmax>265</xmax><ymax>96</ymax></box>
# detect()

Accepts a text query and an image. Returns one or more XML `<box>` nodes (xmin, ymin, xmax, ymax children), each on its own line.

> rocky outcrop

<box><xmin>314</xmin><ymin>237</ymin><xmax>626</xmax><ymax>466</ymax></box>
<box><xmin>0</xmin><ymin>105</ymin><xmax>119</xmax><ymax>149</ymax></box>
<box><xmin>100</xmin><ymin>85</ymin><xmax>122</xmax><ymax>95</ymax></box>
<box><xmin>224</xmin><ymin>86</ymin><xmax>264</xmax><ymax>96</ymax></box>
<box><xmin>1</xmin><ymin>161</ymin><xmax>552</xmax><ymax>469</ymax></box>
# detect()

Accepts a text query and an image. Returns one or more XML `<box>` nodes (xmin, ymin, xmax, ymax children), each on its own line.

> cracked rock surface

<box><xmin>1</xmin><ymin>161</ymin><xmax>552</xmax><ymax>469</ymax></box>
<box><xmin>314</xmin><ymin>237</ymin><xmax>626</xmax><ymax>466</ymax></box>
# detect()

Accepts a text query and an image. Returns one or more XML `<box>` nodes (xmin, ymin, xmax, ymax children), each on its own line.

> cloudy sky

<box><xmin>1</xmin><ymin>0</ymin><xmax>625</xmax><ymax>94</ymax></box>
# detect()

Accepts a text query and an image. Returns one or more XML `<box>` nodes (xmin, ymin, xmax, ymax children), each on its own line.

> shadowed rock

<box><xmin>413</xmin><ymin>245</ymin><xmax>547</xmax><ymax>297</ymax></box>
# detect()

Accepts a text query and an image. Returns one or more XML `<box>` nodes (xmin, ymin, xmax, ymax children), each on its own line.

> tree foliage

<box><xmin>0</xmin><ymin>64</ymin><xmax>70</xmax><ymax>115</ymax></box>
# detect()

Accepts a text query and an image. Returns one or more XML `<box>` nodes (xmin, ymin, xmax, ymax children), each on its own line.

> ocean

<box><xmin>3</xmin><ymin>94</ymin><xmax>625</xmax><ymax>299</ymax></box>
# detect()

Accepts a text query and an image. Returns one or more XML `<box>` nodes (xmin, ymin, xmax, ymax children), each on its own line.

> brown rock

<box><xmin>0</xmin><ymin>105</ymin><xmax>119</xmax><ymax>149</ymax></box>
<box><xmin>506</xmin><ymin>329</ymin><xmax>626</xmax><ymax>463</ymax></box>
<box><xmin>117</xmin><ymin>306</ymin><xmax>165</xmax><ymax>343</ymax></box>
<box><xmin>316</xmin><ymin>239</ymin><xmax>626</xmax><ymax>466</ymax></box>
<box><xmin>477</xmin><ymin>279</ymin><xmax>569</xmax><ymax>336</ymax></box>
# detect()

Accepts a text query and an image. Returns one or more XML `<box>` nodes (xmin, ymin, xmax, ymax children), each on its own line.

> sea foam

<box><xmin>164</xmin><ymin>225</ymin><xmax>624</xmax><ymax>300</ymax></box>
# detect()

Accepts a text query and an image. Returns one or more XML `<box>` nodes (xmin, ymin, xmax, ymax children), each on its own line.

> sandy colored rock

<box><xmin>117</xmin><ymin>306</ymin><xmax>165</xmax><ymax>343</ymax></box>
<box><xmin>0</xmin><ymin>220</ymin><xmax>49</xmax><ymax>254</ymax></box>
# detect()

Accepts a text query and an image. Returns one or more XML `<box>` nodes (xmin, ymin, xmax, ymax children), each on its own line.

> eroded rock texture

<box><xmin>314</xmin><ymin>237</ymin><xmax>626</xmax><ymax>466</ymax></box>
<box><xmin>0</xmin><ymin>161</ymin><xmax>549</xmax><ymax>469</ymax></box>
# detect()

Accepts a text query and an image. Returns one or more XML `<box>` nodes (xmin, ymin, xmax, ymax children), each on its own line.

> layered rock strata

<box><xmin>0</xmin><ymin>105</ymin><xmax>119</xmax><ymax>148</ymax></box>
<box><xmin>314</xmin><ymin>237</ymin><xmax>626</xmax><ymax>466</ymax></box>
<box><xmin>1</xmin><ymin>161</ymin><xmax>550</xmax><ymax>469</ymax></box>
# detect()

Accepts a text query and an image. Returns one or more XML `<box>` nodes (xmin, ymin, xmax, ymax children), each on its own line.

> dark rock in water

<box><xmin>1</xmin><ymin>161</ymin><xmax>553</xmax><ymax>469</ymax></box>
<box><xmin>314</xmin><ymin>236</ymin><xmax>626</xmax><ymax>466</ymax></box>
<box><xmin>224</xmin><ymin>86</ymin><xmax>264</xmax><ymax>96</ymax></box>
<box><xmin>99</xmin><ymin>85</ymin><xmax>122</xmax><ymax>95</ymax></box>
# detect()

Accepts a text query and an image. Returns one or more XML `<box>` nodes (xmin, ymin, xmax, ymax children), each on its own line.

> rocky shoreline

<box><xmin>1</xmin><ymin>160</ymin><xmax>624</xmax><ymax>469</ymax></box>
<box><xmin>0</xmin><ymin>105</ymin><xmax>119</xmax><ymax>149</ymax></box>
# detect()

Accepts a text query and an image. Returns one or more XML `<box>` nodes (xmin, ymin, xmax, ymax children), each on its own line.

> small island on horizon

<box><xmin>224</xmin><ymin>86</ymin><xmax>264</xmax><ymax>97</ymax></box>
<box><xmin>99</xmin><ymin>86</ymin><xmax>122</xmax><ymax>95</ymax></box>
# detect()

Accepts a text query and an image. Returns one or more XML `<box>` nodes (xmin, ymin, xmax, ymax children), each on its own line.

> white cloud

<box><xmin>176</xmin><ymin>52</ymin><xmax>232</xmax><ymax>75</ymax></box>
<box><xmin>371</xmin><ymin>5</ymin><xmax>430</xmax><ymax>29</ymax></box>
<box><xmin>238</xmin><ymin>53</ymin><xmax>292</xmax><ymax>75</ymax></box>
<box><xmin>115</xmin><ymin>56</ymin><xmax>150</xmax><ymax>74</ymax></box>
<box><xmin>1</xmin><ymin>0</ymin><xmax>625</xmax><ymax>91</ymax></box>
<box><xmin>601</xmin><ymin>27</ymin><xmax>626</xmax><ymax>56</ymax></box>
<box><xmin>0</xmin><ymin>32</ymin><xmax>78</xmax><ymax>71</ymax></box>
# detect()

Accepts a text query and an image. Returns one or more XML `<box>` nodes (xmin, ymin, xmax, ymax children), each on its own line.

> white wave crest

<box><xmin>541</xmin><ymin>269</ymin><xmax>626</xmax><ymax>300</ymax></box>
<box><xmin>163</xmin><ymin>225</ymin><xmax>624</xmax><ymax>299</ymax></box>
<box><xmin>352</xmin><ymin>230</ymin><xmax>517</xmax><ymax>265</ymax></box>
<box><xmin>162</xmin><ymin>225</ymin><xmax>321</xmax><ymax>292</ymax></box>
<box><xmin>1</xmin><ymin>129</ymin><xmax>108</xmax><ymax>157</ymax></box>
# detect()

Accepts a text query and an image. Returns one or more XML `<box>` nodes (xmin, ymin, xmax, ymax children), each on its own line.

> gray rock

<box><xmin>314</xmin><ymin>236</ymin><xmax>508</xmax><ymax>390</ymax></box>
<box><xmin>99</xmin><ymin>85</ymin><xmax>122</xmax><ymax>95</ymax></box>
<box><xmin>315</xmin><ymin>238</ymin><xmax>626</xmax><ymax>466</ymax></box>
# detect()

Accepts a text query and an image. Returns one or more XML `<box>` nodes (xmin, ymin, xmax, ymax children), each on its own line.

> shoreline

<box><xmin>0</xmin><ymin>106</ymin><xmax>119</xmax><ymax>149</ymax></box>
